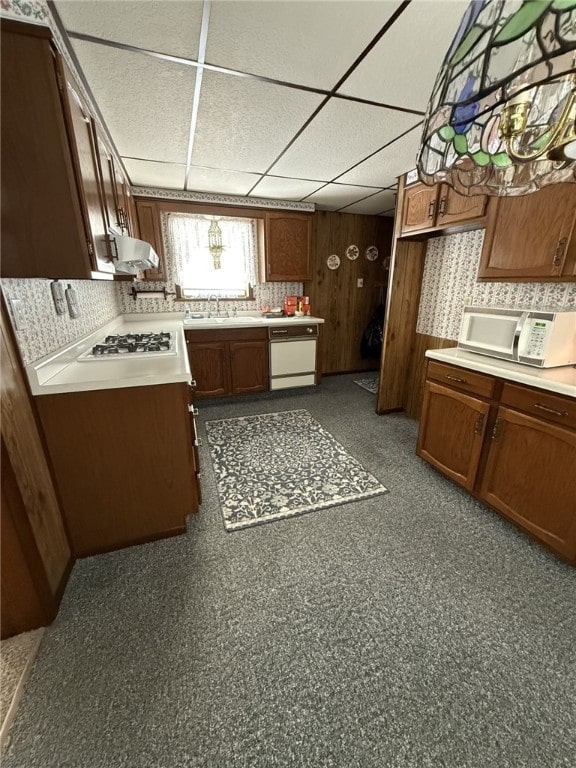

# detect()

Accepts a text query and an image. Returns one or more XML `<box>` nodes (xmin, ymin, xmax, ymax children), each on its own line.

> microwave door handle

<box><xmin>513</xmin><ymin>312</ymin><xmax>530</xmax><ymax>360</ymax></box>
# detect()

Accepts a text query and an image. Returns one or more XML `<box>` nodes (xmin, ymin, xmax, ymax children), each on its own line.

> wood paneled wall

<box><xmin>305</xmin><ymin>211</ymin><xmax>393</xmax><ymax>374</ymax></box>
<box><xmin>404</xmin><ymin>333</ymin><xmax>456</xmax><ymax>420</ymax></box>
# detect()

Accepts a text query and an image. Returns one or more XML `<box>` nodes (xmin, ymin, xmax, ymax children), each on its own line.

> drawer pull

<box><xmin>187</xmin><ymin>405</ymin><xmax>199</xmax><ymax>416</ymax></box>
<box><xmin>474</xmin><ymin>413</ymin><xmax>485</xmax><ymax>434</ymax></box>
<box><xmin>491</xmin><ymin>419</ymin><xmax>503</xmax><ymax>440</ymax></box>
<box><xmin>189</xmin><ymin>379</ymin><xmax>197</xmax><ymax>388</ymax></box>
<box><xmin>446</xmin><ymin>374</ymin><xmax>466</xmax><ymax>383</ymax></box>
<box><xmin>534</xmin><ymin>402</ymin><xmax>568</xmax><ymax>418</ymax></box>
<box><xmin>194</xmin><ymin>438</ymin><xmax>203</xmax><ymax>447</ymax></box>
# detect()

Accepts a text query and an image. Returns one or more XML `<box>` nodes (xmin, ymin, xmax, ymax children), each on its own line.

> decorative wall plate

<box><xmin>365</xmin><ymin>246</ymin><xmax>379</xmax><ymax>261</ymax></box>
<box><xmin>327</xmin><ymin>254</ymin><xmax>341</xmax><ymax>270</ymax></box>
<box><xmin>346</xmin><ymin>244</ymin><xmax>359</xmax><ymax>260</ymax></box>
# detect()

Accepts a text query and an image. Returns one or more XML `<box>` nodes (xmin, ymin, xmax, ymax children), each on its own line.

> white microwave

<box><xmin>457</xmin><ymin>306</ymin><xmax>576</xmax><ymax>368</ymax></box>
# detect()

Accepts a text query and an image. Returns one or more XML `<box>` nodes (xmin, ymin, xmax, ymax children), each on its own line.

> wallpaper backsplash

<box><xmin>416</xmin><ymin>230</ymin><xmax>576</xmax><ymax>340</ymax></box>
<box><xmin>1</xmin><ymin>278</ymin><xmax>121</xmax><ymax>365</ymax></box>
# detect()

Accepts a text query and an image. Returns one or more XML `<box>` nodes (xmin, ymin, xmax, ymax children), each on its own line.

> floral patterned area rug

<box><xmin>353</xmin><ymin>376</ymin><xmax>379</xmax><ymax>394</ymax></box>
<box><xmin>205</xmin><ymin>409</ymin><xmax>388</xmax><ymax>531</ymax></box>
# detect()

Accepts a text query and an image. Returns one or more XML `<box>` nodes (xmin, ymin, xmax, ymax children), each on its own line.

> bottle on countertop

<box><xmin>65</xmin><ymin>283</ymin><xmax>80</xmax><ymax>318</ymax></box>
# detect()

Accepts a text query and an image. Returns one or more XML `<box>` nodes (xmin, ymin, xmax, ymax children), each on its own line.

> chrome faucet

<box><xmin>208</xmin><ymin>294</ymin><xmax>219</xmax><ymax>317</ymax></box>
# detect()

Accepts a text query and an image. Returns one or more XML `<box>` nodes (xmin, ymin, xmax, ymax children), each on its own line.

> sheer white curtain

<box><xmin>164</xmin><ymin>212</ymin><xmax>258</xmax><ymax>297</ymax></box>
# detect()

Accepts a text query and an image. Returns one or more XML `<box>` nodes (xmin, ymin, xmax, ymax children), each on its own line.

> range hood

<box><xmin>111</xmin><ymin>233</ymin><xmax>159</xmax><ymax>274</ymax></box>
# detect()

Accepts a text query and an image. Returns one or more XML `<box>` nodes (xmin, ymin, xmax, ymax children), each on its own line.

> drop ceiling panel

<box><xmin>71</xmin><ymin>41</ymin><xmax>195</xmax><ymax>164</ymax></box>
<box><xmin>306</xmin><ymin>184</ymin><xmax>379</xmax><ymax>211</ymax></box>
<box><xmin>338</xmin><ymin>128</ymin><xmax>423</xmax><ymax>188</ymax></box>
<box><xmin>206</xmin><ymin>0</ymin><xmax>403</xmax><ymax>90</ymax></box>
<box><xmin>123</xmin><ymin>159</ymin><xmax>186</xmax><ymax>189</ymax></box>
<box><xmin>55</xmin><ymin>0</ymin><xmax>204</xmax><ymax>59</ymax></box>
<box><xmin>341</xmin><ymin>189</ymin><xmax>397</xmax><ymax>215</ymax></box>
<box><xmin>272</xmin><ymin>99</ymin><xmax>420</xmax><ymax>181</ymax></box>
<box><xmin>338</xmin><ymin>0</ymin><xmax>469</xmax><ymax>111</ymax></box>
<box><xmin>250</xmin><ymin>176</ymin><xmax>325</xmax><ymax>201</ymax></box>
<box><xmin>186</xmin><ymin>167</ymin><xmax>261</xmax><ymax>196</ymax></box>
<box><xmin>191</xmin><ymin>71</ymin><xmax>323</xmax><ymax>174</ymax></box>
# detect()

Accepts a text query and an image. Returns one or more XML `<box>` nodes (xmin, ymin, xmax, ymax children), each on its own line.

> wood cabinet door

<box><xmin>417</xmin><ymin>381</ymin><xmax>490</xmax><ymax>491</ymax></box>
<box><xmin>229</xmin><ymin>340</ymin><xmax>269</xmax><ymax>394</ymax></box>
<box><xmin>135</xmin><ymin>199</ymin><xmax>165</xmax><ymax>281</ymax></box>
<box><xmin>478</xmin><ymin>184</ymin><xmax>576</xmax><ymax>280</ymax></box>
<box><xmin>436</xmin><ymin>185</ymin><xmax>487</xmax><ymax>227</ymax></box>
<box><xmin>400</xmin><ymin>183</ymin><xmax>439</xmax><ymax>234</ymax></box>
<box><xmin>480</xmin><ymin>407</ymin><xmax>576</xmax><ymax>561</ymax></box>
<box><xmin>265</xmin><ymin>212</ymin><xmax>312</xmax><ymax>281</ymax></box>
<box><xmin>187</xmin><ymin>342</ymin><xmax>230</xmax><ymax>397</ymax></box>
<box><xmin>0</xmin><ymin>25</ymin><xmax>94</xmax><ymax>278</ymax></box>
<box><xmin>60</xmin><ymin>67</ymin><xmax>115</xmax><ymax>275</ymax></box>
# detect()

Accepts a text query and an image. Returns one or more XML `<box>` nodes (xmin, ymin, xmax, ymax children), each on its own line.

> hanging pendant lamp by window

<box><xmin>208</xmin><ymin>218</ymin><xmax>224</xmax><ymax>269</ymax></box>
<box><xmin>417</xmin><ymin>0</ymin><xmax>576</xmax><ymax>197</ymax></box>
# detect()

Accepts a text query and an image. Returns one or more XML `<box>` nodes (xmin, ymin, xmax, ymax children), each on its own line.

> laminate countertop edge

<box><xmin>426</xmin><ymin>347</ymin><xmax>576</xmax><ymax>398</ymax></box>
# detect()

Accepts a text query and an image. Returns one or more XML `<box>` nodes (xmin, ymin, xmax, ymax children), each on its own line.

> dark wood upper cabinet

<box><xmin>134</xmin><ymin>199</ymin><xmax>166</xmax><ymax>281</ymax></box>
<box><xmin>264</xmin><ymin>212</ymin><xmax>312</xmax><ymax>281</ymax></box>
<box><xmin>399</xmin><ymin>181</ymin><xmax>486</xmax><ymax>237</ymax></box>
<box><xmin>0</xmin><ymin>19</ymin><xmax>138</xmax><ymax>280</ymax></box>
<box><xmin>477</xmin><ymin>184</ymin><xmax>576</xmax><ymax>281</ymax></box>
<box><xmin>1</xmin><ymin>21</ymin><xmax>99</xmax><ymax>278</ymax></box>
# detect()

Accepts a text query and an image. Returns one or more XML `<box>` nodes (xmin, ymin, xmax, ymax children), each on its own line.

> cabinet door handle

<box><xmin>474</xmin><ymin>413</ymin><xmax>485</xmax><ymax>434</ymax></box>
<box><xmin>491</xmin><ymin>418</ymin><xmax>503</xmax><ymax>440</ymax></box>
<box><xmin>553</xmin><ymin>237</ymin><xmax>567</xmax><ymax>267</ymax></box>
<box><xmin>534</xmin><ymin>402</ymin><xmax>568</xmax><ymax>418</ymax></box>
<box><xmin>189</xmin><ymin>379</ymin><xmax>197</xmax><ymax>388</ymax></box>
<box><xmin>428</xmin><ymin>200</ymin><xmax>436</xmax><ymax>219</ymax></box>
<box><xmin>446</xmin><ymin>374</ymin><xmax>466</xmax><ymax>383</ymax></box>
<box><xmin>187</xmin><ymin>405</ymin><xmax>199</xmax><ymax>416</ymax></box>
<box><xmin>438</xmin><ymin>196</ymin><xmax>447</xmax><ymax>216</ymax></box>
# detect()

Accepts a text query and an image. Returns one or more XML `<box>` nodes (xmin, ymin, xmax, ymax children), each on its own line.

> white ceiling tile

<box><xmin>272</xmin><ymin>99</ymin><xmax>420</xmax><ymax>180</ymax></box>
<box><xmin>306</xmin><ymin>184</ymin><xmax>378</xmax><ymax>211</ymax></box>
<box><xmin>250</xmin><ymin>176</ymin><xmax>325</xmax><ymax>201</ymax></box>
<box><xmin>341</xmin><ymin>190</ymin><xmax>397</xmax><ymax>215</ymax></box>
<box><xmin>191</xmin><ymin>71</ymin><xmax>323</xmax><ymax>174</ymax></box>
<box><xmin>124</xmin><ymin>159</ymin><xmax>186</xmax><ymax>189</ymax></box>
<box><xmin>338</xmin><ymin>128</ymin><xmax>423</xmax><ymax>188</ymax></box>
<box><xmin>206</xmin><ymin>1</ymin><xmax>403</xmax><ymax>90</ymax></box>
<box><xmin>55</xmin><ymin>0</ymin><xmax>204</xmax><ymax>59</ymax></box>
<box><xmin>186</xmin><ymin>167</ymin><xmax>261</xmax><ymax>196</ymax></box>
<box><xmin>71</xmin><ymin>40</ymin><xmax>195</xmax><ymax>164</ymax></box>
<box><xmin>338</xmin><ymin>0</ymin><xmax>469</xmax><ymax>111</ymax></box>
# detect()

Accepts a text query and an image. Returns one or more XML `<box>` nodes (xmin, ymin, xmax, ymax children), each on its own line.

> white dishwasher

<box><xmin>269</xmin><ymin>324</ymin><xmax>318</xmax><ymax>390</ymax></box>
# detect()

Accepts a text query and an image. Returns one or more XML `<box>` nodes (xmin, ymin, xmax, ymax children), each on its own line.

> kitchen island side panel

<box><xmin>35</xmin><ymin>382</ymin><xmax>198</xmax><ymax>557</ymax></box>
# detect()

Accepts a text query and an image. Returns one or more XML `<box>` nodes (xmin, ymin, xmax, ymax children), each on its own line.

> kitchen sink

<box><xmin>183</xmin><ymin>316</ymin><xmax>264</xmax><ymax>327</ymax></box>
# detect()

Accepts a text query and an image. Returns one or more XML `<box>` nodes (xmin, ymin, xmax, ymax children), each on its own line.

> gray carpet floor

<box><xmin>3</xmin><ymin>374</ymin><xmax>575</xmax><ymax>768</ymax></box>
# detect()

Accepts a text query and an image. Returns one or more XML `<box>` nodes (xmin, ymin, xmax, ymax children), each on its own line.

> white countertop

<box><xmin>26</xmin><ymin>312</ymin><xmax>326</xmax><ymax>396</ymax></box>
<box><xmin>27</xmin><ymin>314</ymin><xmax>192</xmax><ymax>396</ymax></box>
<box><xmin>183</xmin><ymin>313</ymin><xmax>325</xmax><ymax>330</ymax></box>
<box><xmin>426</xmin><ymin>347</ymin><xmax>576</xmax><ymax>398</ymax></box>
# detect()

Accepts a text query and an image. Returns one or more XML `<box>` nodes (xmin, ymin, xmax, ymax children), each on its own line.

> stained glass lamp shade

<box><xmin>417</xmin><ymin>0</ymin><xmax>576</xmax><ymax>196</ymax></box>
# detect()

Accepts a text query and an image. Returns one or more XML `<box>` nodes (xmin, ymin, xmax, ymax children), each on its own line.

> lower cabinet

<box><xmin>185</xmin><ymin>327</ymin><xmax>269</xmax><ymax>398</ymax></box>
<box><xmin>417</xmin><ymin>360</ymin><xmax>576</xmax><ymax>563</ymax></box>
<box><xmin>35</xmin><ymin>382</ymin><xmax>200</xmax><ymax>557</ymax></box>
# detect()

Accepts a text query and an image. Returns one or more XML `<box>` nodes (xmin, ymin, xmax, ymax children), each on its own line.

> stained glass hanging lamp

<box><xmin>417</xmin><ymin>0</ymin><xmax>576</xmax><ymax>196</ymax></box>
<box><xmin>208</xmin><ymin>218</ymin><xmax>224</xmax><ymax>269</ymax></box>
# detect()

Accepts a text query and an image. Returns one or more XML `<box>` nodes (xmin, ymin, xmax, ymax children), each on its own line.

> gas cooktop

<box><xmin>78</xmin><ymin>331</ymin><xmax>176</xmax><ymax>361</ymax></box>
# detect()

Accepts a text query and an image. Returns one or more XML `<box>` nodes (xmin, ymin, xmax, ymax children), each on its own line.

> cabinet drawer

<box><xmin>427</xmin><ymin>361</ymin><xmax>495</xmax><ymax>399</ymax></box>
<box><xmin>501</xmin><ymin>383</ymin><xmax>576</xmax><ymax>430</ymax></box>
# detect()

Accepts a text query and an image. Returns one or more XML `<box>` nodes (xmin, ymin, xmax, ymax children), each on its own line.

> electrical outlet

<box><xmin>357</xmin><ymin>278</ymin><xmax>364</xmax><ymax>288</ymax></box>
<box><xmin>7</xmin><ymin>296</ymin><xmax>26</xmax><ymax>331</ymax></box>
